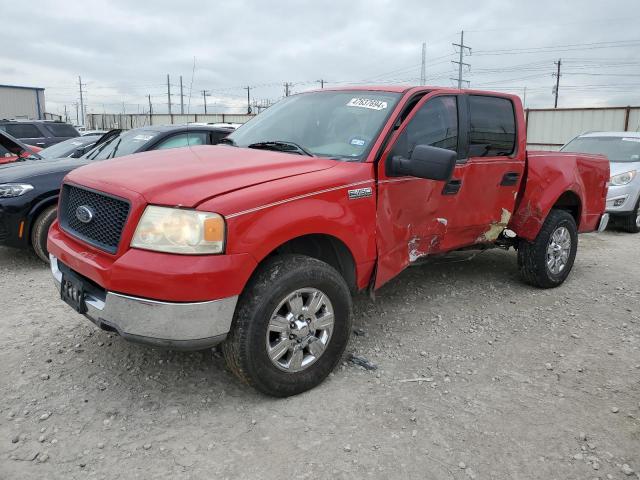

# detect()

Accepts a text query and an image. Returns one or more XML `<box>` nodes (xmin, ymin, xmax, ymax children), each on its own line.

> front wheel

<box><xmin>31</xmin><ymin>205</ymin><xmax>57</xmax><ymax>264</ymax></box>
<box><xmin>222</xmin><ymin>254</ymin><xmax>352</xmax><ymax>397</ymax></box>
<box><xmin>517</xmin><ymin>209</ymin><xmax>578</xmax><ymax>288</ymax></box>
<box><xmin>618</xmin><ymin>199</ymin><xmax>640</xmax><ymax>233</ymax></box>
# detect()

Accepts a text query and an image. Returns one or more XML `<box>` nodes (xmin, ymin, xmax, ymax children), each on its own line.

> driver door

<box><xmin>374</xmin><ymin>93</ymin><xmax>462</xmax><ymax>289</ymax></box>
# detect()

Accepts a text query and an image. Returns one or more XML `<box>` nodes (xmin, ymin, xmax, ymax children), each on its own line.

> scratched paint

<box><xmin>478</xmin><ymin>208</ymin><xmax>512</xmax><ymax>242</ymax></box>
<box><xmin>436</xmin><ymin>218</ymin><xmax>448</xmax><ymax>226</ymax></box>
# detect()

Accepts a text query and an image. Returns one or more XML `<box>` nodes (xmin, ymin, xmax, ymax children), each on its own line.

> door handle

<box><xmin>500</xmin><ymin>172</ymin><xmax>520</xmax><ymax>186</ymax></box>
<box><xmin>442</xmin><ymin>179</ymin><xmax>462</xmax><ymax>195</ymax></box>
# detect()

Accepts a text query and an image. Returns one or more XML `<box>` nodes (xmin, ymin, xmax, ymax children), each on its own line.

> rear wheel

<box><xmin>222</xmin><ymin>254</ymin><xmax>352</xmax><ymax>397</ymax></box>
<box><xmin>518</xmin><ymin>209</ymin><xmax>578</xmax><ymax>288</ymax></box>
<box><xmin>618</xmin><ymin>199</ymin><xmax>640</xmax><ymax>233</ymax></box>
<box><xmin>31</xmin><ymin>205</ymin><xmax>57</xmax><ymax>264</ymax></box>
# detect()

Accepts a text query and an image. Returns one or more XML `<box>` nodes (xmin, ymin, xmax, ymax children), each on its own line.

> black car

<box><xmin>0</xmin><ymin>124</ymin><xmax>232</xmax><ymax>262</ymax></box>
<box><xmin>0</xmin><ymin>120</ymin><xmax>80</xmax><ymax>148</ymax></box>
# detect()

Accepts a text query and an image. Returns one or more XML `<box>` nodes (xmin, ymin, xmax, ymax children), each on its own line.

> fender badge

<box><xmin>348</xmin><ymin>187</ymin><xmax>373</xmax><ymax>200</ymax></box>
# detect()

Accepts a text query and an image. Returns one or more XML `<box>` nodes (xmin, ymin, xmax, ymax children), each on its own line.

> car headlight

<box><xmin>0</xmin><ymin>183</ymin><xmax>34</xmax><ymax>198</ymax></box>
<box><xmin>131</xmin><ymin>206</ymin><xmax>225</xmax><ymax>254</ymax></box>
<box><xmin>610</xmin><ymin>170</ymin><xmax>636</xmax><ymax>186</ymax></box>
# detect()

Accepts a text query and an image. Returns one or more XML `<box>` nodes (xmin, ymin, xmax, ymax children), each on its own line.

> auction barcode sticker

<box><xmin>346</xmin><ymin>98</ymin><xmax>388</xmax><ymax>110</ymax></box>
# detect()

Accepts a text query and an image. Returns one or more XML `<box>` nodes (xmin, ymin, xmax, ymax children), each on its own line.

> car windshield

<box><xmin>228</xmin><ymin>90</ymin><xmax>402</xmax><ymax>160</ymax></box>
<box><xmin>39</xmin><ymin>137</ymin><xmax>95</xmax><ymax>159</ymax></box>
<box><xmin>84</xmin><ymin>129</ymin><xmax>158</xmax><ymax>160</ymax></box>
<box><xmin>561</xmin><ymin>136</ymin><xmax>640</xmax><ymax>163</ymax></box>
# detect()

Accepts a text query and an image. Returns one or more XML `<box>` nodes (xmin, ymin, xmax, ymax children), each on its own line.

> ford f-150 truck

<box><xmin>47</xmin><ymin>86</ymin><xmax>609</xmax><ymax>397</ymax></box>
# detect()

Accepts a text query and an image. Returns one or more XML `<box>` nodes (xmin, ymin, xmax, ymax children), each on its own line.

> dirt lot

<box><xmin>1</xmin><ymin>231</ymin><xmax>639</xmax><ymax>480</ymax></box>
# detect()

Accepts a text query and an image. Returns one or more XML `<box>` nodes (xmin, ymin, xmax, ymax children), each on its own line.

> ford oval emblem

<box><xmin>76</xmin><ymin>205</ymin><xmax>94</xmax><ymax>224</ymax></box>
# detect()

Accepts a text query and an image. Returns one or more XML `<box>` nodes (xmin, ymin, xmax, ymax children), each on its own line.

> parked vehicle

<box><xmin>37</xmin><ymin>134</ymin><xmax>105</xmax><ymax>160</ymax></box>
<box><xmin>0</xmin><ymin>125</ymin><xmax>231</xmax><ymax>262</ymax></box>
<box><xmin>561</xmin><ymin>131</ymin><xmax>640</xmax><ymax>233</ymax></box>
<box><xmin>0</xmin><ymin>120</ymin><xmax>79</xmax><ymax>147</ymax></box>
<box><xmin>0</xmin><ymin>130</ymin><xmax>42</xmax><ymax>165</ymax></box>
<box><xmin>47</xmin><ymin>87</ymin><xmax>609</xmax><ymax>396</ymax></box>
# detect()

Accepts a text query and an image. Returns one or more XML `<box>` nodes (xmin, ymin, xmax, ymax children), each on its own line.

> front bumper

<box><xmin>51</xmin><ymin>255</ymin><xmax>238</xmax><ymax>350</ymax></box>
<box><xmin>606</xmin><ymin>183</ymin><xmax>640</xmax><ymax>215</ymax></box>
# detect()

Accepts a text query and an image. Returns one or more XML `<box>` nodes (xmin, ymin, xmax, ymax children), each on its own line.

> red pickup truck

<box><xmin>48</xmin><ymin>86</ymin><xmax>609</xmax><ymax>396</ymax></box>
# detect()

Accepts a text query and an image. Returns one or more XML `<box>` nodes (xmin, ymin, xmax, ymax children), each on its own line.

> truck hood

<box><xmin>0</xmin><ymin>158</ymin><xmax>88</xmax><ymax>183</ymax></box>
<box><xmin>67</xmin><ymin>145</ymin><xmax>338</xmax><ymax>207</ymax></box>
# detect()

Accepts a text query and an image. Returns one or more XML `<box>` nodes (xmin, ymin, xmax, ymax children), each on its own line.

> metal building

<box><xmin>0</xmin><ymin>84</ymin><xmax>46</xmax><ymax>120</ymax></box>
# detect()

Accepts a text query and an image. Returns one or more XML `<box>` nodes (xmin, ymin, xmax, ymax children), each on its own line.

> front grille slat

<box><xmin>59</xmin><ymin>185</ymin><xmax>130</xmax><ymax>254</ymax></box>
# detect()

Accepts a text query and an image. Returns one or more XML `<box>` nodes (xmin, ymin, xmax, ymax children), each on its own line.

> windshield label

<box><xmin>622</xmin><ymin>137</ymin><xmax>640</xmax><ymax>143</ymax></box>
<box><xmin>350</xmin><ymin>137</ymin><xmax>366</xmax><ymax>146</ymax></box>
<box><xmin>346</xmin><ymin>98</ymin><xmax>388</xmax><ymax>110</ymax></box>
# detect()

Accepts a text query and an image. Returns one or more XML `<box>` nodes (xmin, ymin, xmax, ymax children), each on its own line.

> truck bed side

<box><xmin>509</xmin><ymin>151</ymin><xmax>609</xmax><ymax>241</ymax></box>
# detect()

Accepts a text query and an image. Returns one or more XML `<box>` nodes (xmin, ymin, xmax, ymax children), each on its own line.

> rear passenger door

<box><xmin>438</xmin><ymin>95</ymin><xmax>524</xmax><ymax>250</ymax></box>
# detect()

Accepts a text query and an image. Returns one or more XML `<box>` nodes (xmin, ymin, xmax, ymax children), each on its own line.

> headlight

<box><xmin>131</xmin><ymin>206</ymin><xmax>225</xmax><ymax>254</ymax></box>
<box><xmin>610</xmin><ymin>170</ymin><xmax>636</xmax><ymax>186</ymax></box>
<box><xmin>0</xmin><ymin>183</ymin><xmax>34</xmax><ymax>198</ymax></box>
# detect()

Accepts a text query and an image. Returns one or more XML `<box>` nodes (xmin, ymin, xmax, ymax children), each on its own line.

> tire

<box><xmin>517</xmin><ymin>209</ymin><xmax>578</xmax><ymax>288</ymax></box>
<box><xmin>618</xmin><ymin>199</ymin><xmax>640</xmax><ymax>233</ymax></box>
<box><xmin>31</xmin><ymin>205</ymin><xmax>57</xmax><ymax>264</ymax></box>
<box><xmin>222</xmin><ymin>254</ymin><xmax>352</xmax><ymax>397</ymax></box>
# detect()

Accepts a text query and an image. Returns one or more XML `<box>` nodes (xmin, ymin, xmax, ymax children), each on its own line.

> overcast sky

<box><xmin>2</xmin><ymin>0</ymin><xmax>639</xmax><ymax>118</ymax></box>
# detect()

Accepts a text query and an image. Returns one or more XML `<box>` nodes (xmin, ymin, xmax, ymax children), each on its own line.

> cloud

<box><xmin>2</xmin><ymin>0</ymin><xmax>639</xmax><ymax>116</ymax></box>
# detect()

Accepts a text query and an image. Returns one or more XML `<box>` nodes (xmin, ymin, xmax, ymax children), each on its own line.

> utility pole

<box><xmin>523</xmin><ymin>87</ymin><xmax>527</xmax><ymax>108</ymax></box>
<box><xmin>316</xmin><ymin>79</ymin><xmax>325</xmax><ymax>89</ymax></box>
<box><xmin>451</xmin><ymin>31</ymin><xmax>472</xmax><ymax>89</ymax></box>
<box><xmin>552</xmin><ymin>59</ymin><xmax>561</xmax><ymax>108</ymax></box>
<box><xmin>180</xmin><ymin>75</ymin><xmax>184</xmax><ymax>114</ymax></box>
<box><xmin>78</xmin><ymin>76</ymin><xmax>85</xmax><ymax>126</ymax></box>
<box><xmin>420</xmin><ymin>42</ymin><xmax>427</xmax><ymax>85</ymax></box>
<box><xmin>74</xmin><ymin>102</ymin><xmax>79</xmax><ymax>125</ymax></box>
<box><xmin>284</xmin><ymin>82</ymin><xmax>291</xmax><ymax>97</ymax></box>
<box><xmin>63</xmin><ymin>105</ymin><xmax>68</xmax><ymax>123</ymax></box>
<box><xmin>201</xmin><ymin>90</ymin><xmax>210</xmax><ymax>114</ymax></box>
<box><xmin>167</xmin><ymin>74</ymin><xmax>172</xmax><ymax>115</ymax></box>
<box><xmin>245</xmin><ymin>86</ymin><xmax>252</xmax><ymax>114</ymax></box>
<box><xmin>148</xmin><ymin>94</ymin><xmax>153</xmax><ymax>126</ymax></box>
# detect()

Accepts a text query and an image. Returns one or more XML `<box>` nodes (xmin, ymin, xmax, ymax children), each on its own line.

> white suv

<box><xmin>561</xmin><ymin>131</ymin><xmax>640</xmax><ymax>233</ymax></box>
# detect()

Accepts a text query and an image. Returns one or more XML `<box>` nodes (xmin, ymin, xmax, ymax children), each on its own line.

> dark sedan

<box><xmin>37</xmin><ymin>133</ymin><xmax>111</xmax><ymax>160</ymax></box>
<box><xmin>0</xmin><ymin>124</ymin><xmax>232</xmax><ymax>262</ymax></box>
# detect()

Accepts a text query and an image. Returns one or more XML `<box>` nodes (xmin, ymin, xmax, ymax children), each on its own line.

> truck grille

<box><xmin>59</xmin><ymin>184</ymin><xmax>130</xmax><ymax>254</ymax></box>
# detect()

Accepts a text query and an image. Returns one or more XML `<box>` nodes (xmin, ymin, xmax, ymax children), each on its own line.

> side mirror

<box><xmin>389</xmin><ymin>144</ymin><xmax>457</xmax><ymax>181</ymax></box>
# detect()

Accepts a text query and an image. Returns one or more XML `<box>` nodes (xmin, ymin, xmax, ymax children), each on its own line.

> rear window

<box><xmin>43</xmin><ymin>123</ymin><xmax>79</xmax><ymax>138</ymax></box>
<box><xmin>2</xmin><ymin>123</ymin><xmax>42</xmax><ymax>139</ymax></box>
<box><xmin>468</xmin><ymin>96</ymin><xmax>516</xmax><ymax>157</ymax></box>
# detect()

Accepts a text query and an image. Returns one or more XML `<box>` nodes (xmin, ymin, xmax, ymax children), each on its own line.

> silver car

<box><xmin>561</xmin><ymin>132</ymin><xmax>640</xmax><ymax>233</ymax></box>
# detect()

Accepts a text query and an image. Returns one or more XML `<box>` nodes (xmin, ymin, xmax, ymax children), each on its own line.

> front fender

<box><xmin>222</xmin><ymin>189</ymin><xmax>377</xmax><ymax>290</ymax></box>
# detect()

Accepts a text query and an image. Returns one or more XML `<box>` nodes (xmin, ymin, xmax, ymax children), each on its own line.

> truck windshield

<box><xmin>227</xmin><ymin>90</ymin><xmax>402</xmax><ymax>161</ymax></box>
<box><xmin>561</xmin><ymin>136</ymin><xmax>640</xmax><ymax>163</ymax></box>
<box><xmin>84</xmin><ymin>129</ymin><xmax>158</xmax><ymax>160</ymax></box>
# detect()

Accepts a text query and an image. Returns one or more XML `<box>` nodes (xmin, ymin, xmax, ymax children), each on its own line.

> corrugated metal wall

<box><xmin>526</xmin><ymin>106</ymin><xmax>640</xmax><ymax>151</ymax></box>
<box><xmin>0</xmin><ymin>86</ymin><xmax>46</xmax><ymax>120</ymax></box>
<box><xmin>87</xmin><ymin>113</ymin><xmax>255</xmax><ymax>130</ymax></box>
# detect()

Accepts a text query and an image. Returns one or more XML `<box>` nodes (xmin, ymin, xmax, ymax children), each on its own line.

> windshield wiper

<box><xmin>247</xmin><ymin>141</ymin><xmax>313</xmax><ymax>156</ymax></box>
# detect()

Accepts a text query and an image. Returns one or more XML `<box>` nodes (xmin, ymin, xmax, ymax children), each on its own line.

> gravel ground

<box><xmin>1</xmin><ymin>231</ymin><xmax>639</xmax><ymax>480</ymax></box>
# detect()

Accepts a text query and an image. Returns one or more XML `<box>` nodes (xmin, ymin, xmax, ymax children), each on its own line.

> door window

<box><xmin>152</xmin><ymin>132</ymin><xmax>209</xmax><ymax>150</ymax></box>
<box><xmin>468</xmin><ymin>96</ymin><xmax>516</xmax><ymax>157</ymax></box>
<box><xmin>3</xmin><ymin>123</ymin><xmax>42</xmax><ymax>139</ymax></box>
<box><xmin>392</xmin><ymin>96</ymin><xmax>458</xmax><ymax>160</ymax></box>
